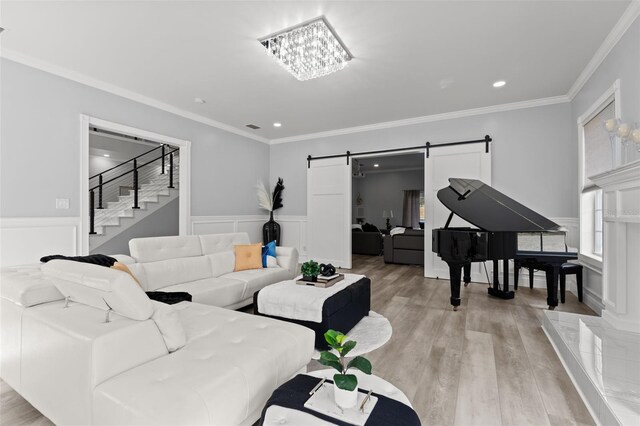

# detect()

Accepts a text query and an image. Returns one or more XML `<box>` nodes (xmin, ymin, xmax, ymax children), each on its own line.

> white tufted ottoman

<box><xmin>261</xmin><ymin>369</ymin><xmax>414</xmax><ymax>425</ymax></box>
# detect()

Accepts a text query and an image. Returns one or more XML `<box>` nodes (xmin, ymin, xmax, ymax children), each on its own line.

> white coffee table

<box><xmin>261</xmin><ymin>369</ymin><xmax>413</xmax><ymax>425</ymax></box>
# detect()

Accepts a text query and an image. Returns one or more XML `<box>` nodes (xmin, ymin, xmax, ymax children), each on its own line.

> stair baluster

<box><xmin>89</xmin><ymin>190</ymin><xmax>97</xmax><ymax>234</ymax></box>
<box><xmin>98</xmin><ymin>174</ymin><xmax>103</xmax><ymax>209</ymax></box>
<box><xmin>168</xmin><ymin>152</ymin><xmax>175</xmax><ymax>189</ymax></box>
<box><xmin>161</xmin><ymin>144</ymin><xmax>165</xmax><ymax>174</ymax></box>
<box><xmin>133</xmin><ymin>159</ymin><xmax>140</xmax><ymax>209</ymax></box>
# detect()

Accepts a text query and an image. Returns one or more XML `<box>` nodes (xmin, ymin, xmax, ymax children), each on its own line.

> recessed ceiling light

<box><xmin>273</xmin><ymin>122</ymin><xmax>282</xmax><ymax>128</ymax></box>
<box><xmin>194</xmin><ymin>98</ymin><xmax>206</xmax><ymax>104</ymax></box>
<box><xmin>493</xmin><ymin>80</ymin><xmax>506</xmax><ymax>88</ymax></box>
<box><xmin>103</xmin><ymin>154</ymin><xmax>110</xmax><ymax>157</ymax></box>
<box><xmin>373</xmin><ymin>164</ymin><xmax>379</xmax><ymax>167</ymax></box>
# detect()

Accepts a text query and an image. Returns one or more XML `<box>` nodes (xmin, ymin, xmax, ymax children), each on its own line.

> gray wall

<box><xmin>271</xmin><ymin>102</ymin><xmax>574</xmax><ymax>218</ymax></box>
<box><xmin>353</xmin><ymin>170</ymin><xmax>424</xmax><ymax>229</ymax></box>
<box><xmin>0</xmin><ymin>58</ymin><xmax>270</xmax><ymax>218</ymax></box>
<box><xmin>571</xmin><ymin>16</ymin><xmax>640</xmax><ymax>167</ymax></box>
<box><xmin>91</xmin><ymin>197</ymin><xmax>179</xmax><ymax>256</ymax></box>
<box><xmin>568</xmin><ymin>15</ymin><xmax>640</xmax><ymax>305</ymax></box>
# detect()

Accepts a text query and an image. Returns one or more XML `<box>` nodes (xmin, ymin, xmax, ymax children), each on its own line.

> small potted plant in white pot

<box><xmin>319</xmin><ymin>329</ymin><xmax>372</xmax><ymax>409</ymax></box>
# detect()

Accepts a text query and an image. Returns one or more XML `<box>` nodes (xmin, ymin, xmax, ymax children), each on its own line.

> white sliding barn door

<box><xmin>424</xmin><ymin>144</ymin><xmax>491</xmax><ymax>279</ymax></box>
<box><xmin>307</xmin><ymin>157</ymin><xmax>352</xmax><ymax>269</ymax></box>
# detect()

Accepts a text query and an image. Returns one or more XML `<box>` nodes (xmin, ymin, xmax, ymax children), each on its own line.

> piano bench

<box><xmin>560</xmin><ymin>263</ymin><xmax>583</xmax><ymax>303</ymax></box>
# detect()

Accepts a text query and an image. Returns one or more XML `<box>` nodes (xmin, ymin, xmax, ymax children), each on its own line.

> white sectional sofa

<box><xmin>128</xmin><ymin>232</ymin><xmax>298</xmax><ymax>309</ymax></box>
<box><xmin>0</xmin><ymin>233</ymin><xmax>312</xmax><ymax>425</ymax></box>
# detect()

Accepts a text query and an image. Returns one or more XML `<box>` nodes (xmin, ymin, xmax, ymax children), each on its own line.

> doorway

<box><xmin>80</xmin><ymin>116</ymin><xmax>191</xmax><ymax>255</ymax></box>
<box><xmin>306</xmin><ymin>140</ymin><xmax>491</xmax><ymax>278</ymax></box>
<box><xmin>351</xmin><ymin>152</ymin><xmax>425</xmax><ymax>266</ymax></box>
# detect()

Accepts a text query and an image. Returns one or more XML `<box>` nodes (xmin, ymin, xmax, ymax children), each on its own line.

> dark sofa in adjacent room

<box><xmin>384</xmin><ymin>229</ymin><xmax>424</xmax><ymax>265</ymax></box>
<box><xmin>352</xmin><ymin>228</ymin><xmax>383</xmax><ymax>255</ymax></box>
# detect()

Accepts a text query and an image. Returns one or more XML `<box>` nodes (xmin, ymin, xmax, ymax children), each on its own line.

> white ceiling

<box><xmin>0</xmin><ymin>1</ymin><xmax>630</xmax><ymax>141</ymax></box>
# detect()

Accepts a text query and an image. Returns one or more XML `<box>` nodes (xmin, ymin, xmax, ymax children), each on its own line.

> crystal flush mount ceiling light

<box><xmin>259</xmin><ymin>16</ymin><xmax>352</xmax><ymax>81</ymax></box>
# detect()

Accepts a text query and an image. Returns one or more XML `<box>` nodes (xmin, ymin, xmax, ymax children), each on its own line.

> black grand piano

<box><xmin>432</xmin><ymin>178</ymin><xmax>577</xmax><ymax>311</ymax></box>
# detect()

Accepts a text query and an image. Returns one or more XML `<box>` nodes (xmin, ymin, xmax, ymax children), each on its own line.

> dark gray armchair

<box><xmin>383</xmin><ymin>229</ymin><xmax>424</xmax><ymax>265</ymax></box>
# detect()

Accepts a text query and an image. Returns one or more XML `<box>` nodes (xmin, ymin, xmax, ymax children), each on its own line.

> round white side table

<box><xmin>261</xmin><ymin>369</ymin><xmax>413</xmax><ymax>425</ymax></box>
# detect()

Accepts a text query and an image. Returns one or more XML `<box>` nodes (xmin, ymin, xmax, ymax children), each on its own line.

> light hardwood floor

<box><xmin>1</xmin><ymin>255</ymin><xmax>595</xmax><ymax>425</ymax></box>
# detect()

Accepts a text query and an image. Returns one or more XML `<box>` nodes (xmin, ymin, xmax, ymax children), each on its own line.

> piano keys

<box><xmin>432</xmin><ymin>178</ymin><xmax>577</xmax><ymax>310</ymax></box>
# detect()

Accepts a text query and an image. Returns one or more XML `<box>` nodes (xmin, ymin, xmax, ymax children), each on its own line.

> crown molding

<box><xmin>270</xmin><ymin>95</ymin><xmax>569</xmax><ymax>144</ymax></box>
<box><xmin>4</xmin><ymin>1</ymin><xmax>637</xmax><ymax>147</ymax></box>
<box><xmin>0</xmin><ymin>49</ymin><xmax>270</xmax><ymax>144</ymax></box>
<box><xmin>566</xmin><ymin>0</ymin><xmax>640</xmax><ymax>101</ymax></box>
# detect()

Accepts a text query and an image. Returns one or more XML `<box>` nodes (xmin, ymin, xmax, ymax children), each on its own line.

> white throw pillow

<box><xmin>351</xmin><ymin>224</ymin><xmax>363</xmax><ymax>231</ymax></box>
<box><xmin>266</xmin><ymin>255</ymin><xmax>279</xmax><ymax>268</ymax></box>
<box><xmin>151</xmin><ymin>301</ymin><xmax>186</xmax><ymax>352</ymax></box>
<box><xmin>390</xmin><ymin>227</ymin><xmax>406</xmax><ymax>236</ymax></box>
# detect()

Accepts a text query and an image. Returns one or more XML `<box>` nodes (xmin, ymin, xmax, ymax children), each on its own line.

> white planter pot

<box><xmin>333</xmin><ymin>382</ymin><xmax>358</xmax><ymax>409</ymax></box>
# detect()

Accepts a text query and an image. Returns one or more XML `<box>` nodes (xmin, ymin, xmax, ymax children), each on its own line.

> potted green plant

<box><xmin>301</xmin><ymin>260</ymin><xmax>320</xmax><ymax>282</ymax></box>
<box><xmin>319</xmin><ymin>329</ymin><xmax>372</xmax><ymax>409</ymax></box>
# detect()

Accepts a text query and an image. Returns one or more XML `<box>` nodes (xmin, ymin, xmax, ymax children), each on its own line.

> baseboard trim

<box><xmin>582</xmin><ymin>286</ymin><xmax>605</xmax><ymax>315</ymax></box>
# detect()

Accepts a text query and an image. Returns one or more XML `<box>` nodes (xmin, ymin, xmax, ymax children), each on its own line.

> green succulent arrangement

<box><xmin>319</xmin><ymin>329</ymin><xmax>372</xmax><ymax>391</ymax></box>
<box><xmin>301</xmin><ymin>260</ymin><xmax>320</xmax><ymax>280</ymax></box>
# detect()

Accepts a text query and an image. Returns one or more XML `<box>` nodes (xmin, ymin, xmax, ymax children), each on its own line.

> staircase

<box><xmin>88</xmin><ymin>145</ymin><xmax>179</xmax><ymax>252</ymax></box>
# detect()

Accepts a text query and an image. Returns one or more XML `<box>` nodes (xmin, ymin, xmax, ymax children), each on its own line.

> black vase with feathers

<box><xmin>263</xmin><ymin>178</ymin><xmax>284</xmax><ymax>246</ymax></box>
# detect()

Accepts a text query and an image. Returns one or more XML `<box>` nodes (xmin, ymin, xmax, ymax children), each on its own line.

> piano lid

<box><xmin>437</xmin><ymin>178</ymin><xmax>561</xmax><ymax>232</ymax></box>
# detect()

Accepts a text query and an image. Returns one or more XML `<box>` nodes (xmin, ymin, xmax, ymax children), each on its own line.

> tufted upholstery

<box><xmin>199</xmin><ymin>232</ymin><xmax>251</xmax><ymax>254</ymax></box>
<box><xmin>133</xmin><ymin>256</ymin><xmax>213</xmax><ymax>291</ymax></box>
<box><xmin>129</xmin><ymin>235</ymin><xmax>202</xmax><ymax>263</ymax></box>
<box><xmin>42</xmin><ymin>260</ymin><xmax>154</xmax><ymax>321</ymax></box>
<box><xmin>127</xmin><ymin>233</ymin><xmax>298</xmax><ymax>310</ymax></box>
<box><xmin>20</xmin><ymin>301</ymin><xmax>168</xmax><ymax>425</ymax></box>
<box><xmin>93</xmin><ymin>303</ymin><xmax>315</xmax><ymax>426</ymax></box>
<box><xmin>0</xmin><ymin>233</ymin><xmax>304</xmax><ymax>426</ymax></box>
<box><xmin>0</xmin><ymin>264</ymin><xmax>63</xmax><ymax>307</ymax></box>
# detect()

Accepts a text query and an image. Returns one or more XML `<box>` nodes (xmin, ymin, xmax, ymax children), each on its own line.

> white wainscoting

<box><xmin>0</xmin><ymin>217</ymin><xmax>82</xmax><ymax>267</ymax></box>
<box><xmin>275</xmin><ymin>215</ymin><xmax>308</xmax><ymax>262</ymax></box>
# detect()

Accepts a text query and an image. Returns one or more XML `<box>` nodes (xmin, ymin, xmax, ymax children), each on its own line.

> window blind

<box><xmin>584</xmin><ymin>101</ymin><xmax>615</xmax><ymax>182</ymax></box>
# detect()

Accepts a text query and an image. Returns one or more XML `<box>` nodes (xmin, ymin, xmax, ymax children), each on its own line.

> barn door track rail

<box><xmin>306</xmin><ymin>135</ymin><xmax>492</xmax><ymax>168</ymax></box>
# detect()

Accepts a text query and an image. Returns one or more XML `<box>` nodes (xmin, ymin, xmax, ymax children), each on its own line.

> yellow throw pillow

<box><xmin>234</xmin><ymin>243</ymin><xmax>264</xmax><ymax>272</ymax></box>
<box><xmin>111</xmin><ymin>262</ymin><xmax>141</xmax><ymax>286</ymax></box>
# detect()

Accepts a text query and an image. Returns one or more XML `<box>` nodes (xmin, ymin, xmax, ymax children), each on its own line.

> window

<box><xmin>419</xmin><ymin>190</ymin><xmax>425</xmax><ymax>221</ymax></box>
<box><xmin>578</xmin><ymin>86</ymin><xmax>617</xmax><ymax>268</ymax></box>
<box><xmin>594</xmin><ymin>189</ymin><xmax>603</xmax><ymax>256</ymax></box>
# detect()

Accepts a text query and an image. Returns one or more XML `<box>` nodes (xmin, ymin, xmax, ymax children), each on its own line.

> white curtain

<box><xmin>402</xmin><ymin>190</ymin><xmax>421</xmax><ymax>229</ymax></box>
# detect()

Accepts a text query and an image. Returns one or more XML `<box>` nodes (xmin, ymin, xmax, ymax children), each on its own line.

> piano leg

<box><xmin>488</xmin><ymin>259</ymin><xmax>515</xmax><ymax>300</ymax></box>
<box><xmin>463</xmin><ymin>263</ymin><xmax>471</xmax><ymax>287</ymax></box>
<box><xmin>492</xmin><ymin>259</ymin><xmax>500</xmax><ymax>289</ymax></box>
<box><xmin>546</xmin><ymin>264</ymin><xmax>560</xmax><ymax>310</ymax></box>
<box><xmin>503</xmin><ymin>258</ymin><xmax>509</xmax><ymax>292</ymax></box>
<box><xmin>445</xmin><ymin>261</ymin><xmax>464</xmax><ymax>311</ymax></box>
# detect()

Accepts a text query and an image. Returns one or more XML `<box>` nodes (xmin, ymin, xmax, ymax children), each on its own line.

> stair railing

<box><xmin>89</xmin><ymin>146</ymin><xmax>179</xmax><ymax>235</ymax></box>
